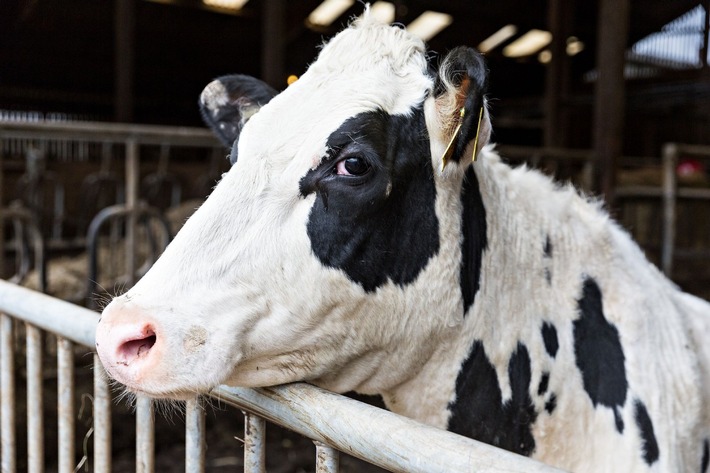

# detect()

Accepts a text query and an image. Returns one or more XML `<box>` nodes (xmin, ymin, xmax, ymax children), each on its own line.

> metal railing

<box><xmin>0</xmin><ymin>279</ymin><xmax>566</xmax><ymax>473</ymax></box>
<box><xmin>659</xmin><ymin>143</ymin><xmax>710</xmax><ymax>276</ymax></box>
<box><xmin>0</xmin><ymin>119</ymin><xmax>225</xmax><ymax>302</ymax></box>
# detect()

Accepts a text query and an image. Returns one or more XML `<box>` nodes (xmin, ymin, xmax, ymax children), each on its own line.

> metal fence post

<box><xmin>93</xmin><ymin>356</ymin><xmax>112</xmax><ymax>473</ymax></box>
<box><xmin>662</xmin><ymin>143</ymin><xmax>678</xmax><ymax>276</ymax></box>
<box><xmin>57</xmin><ymin>337</ymin><xmax>75</xmax><ymax>473</ymax></box>
<box><xmin>243</xmin><ymin>412</ymin><xmax>266</xmax><ymax>473</ymax></box>
<box><xmin>315</xmin><ymin>442</ymin><xmax>340</xmax><ymax>473</ymax></box>
<box><xmin>136</xmin><ymin>396</ymin><xmax>155</xmax><ymax>473</ymax></box>
<box><xmin>26</xmin><ymin>323</ymin><xmax>44</xmax><ymax>473</ymax></box>
<box><xmin>1</xmin><ymin>313</ymin><xmax>16</xmax><ymax>473</ymax></box>
<box><xmin>185</xmin><ymin>396</ymin><xmax>206</xmax><ymax>473</ymax></box>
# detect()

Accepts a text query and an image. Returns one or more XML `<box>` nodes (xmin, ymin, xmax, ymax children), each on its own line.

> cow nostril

<box><xmin>117</xmin><ymin>329</ymin><xmax>157</xmax><ymax>363</ymax></box>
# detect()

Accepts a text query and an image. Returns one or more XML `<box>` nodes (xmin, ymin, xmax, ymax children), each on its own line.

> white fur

<box><xmin>97</xmin><ymin>17</ymin><xmax>710</xmax><ymax>473</ymax></box>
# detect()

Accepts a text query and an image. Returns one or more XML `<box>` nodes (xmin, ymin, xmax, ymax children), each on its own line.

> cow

<box><xmin>95</xmin><ymin>11</ymin><xmax>710</xmax><ymax>473</ymax></box>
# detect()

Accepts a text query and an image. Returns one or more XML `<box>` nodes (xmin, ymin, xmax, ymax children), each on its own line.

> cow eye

<box><xmin>336</xmin><ymin>156</ymin><xmax>371</xmax><ymax>176</ymax></box>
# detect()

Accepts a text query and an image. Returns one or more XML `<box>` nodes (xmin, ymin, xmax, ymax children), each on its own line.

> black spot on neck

<box><xmin>300</xmin><ymin>108</ymin><xmax>439</xmax><ymax>292</ymax></box>
<box><xmin>460</xmin><ymin>166</ymin><xmax>487</xmax><ymax>316</ymax></box>
<box><xmin>541</xmin><ymin>322</ymin><xmax>559</xmax><ymax>358</ymax></box>
<box><xmin>448</xmin><ymin>341</ymin><xmax>537</xmax><ymax>456</ymax></box>
<box><xmin>573</xmin><ymin>277</ymin><xmax>628</xmax><ymax>433</ymax></box>
<box><xmin>634</xmin><ymin>400</ymin><xmax>659</xmax><ymax>465</ymax></box>
<box><xmin>545</xmin><ymin>393</ymin><xmax>557</xmax><ymax>414</ymax></box>
<box><xmin>701</xmin><ymin>439</ymin><xmax>709</xmax><ymax>473</ymax></box>
<box><xmin>543</xmin><ymin>235</ymin><xmax>552</xmax><ymax>258</ymax></box>
<box><xmin>537</xmin><ymin>372</ymin><xmax>550</xmax><ymax>395</ymax></box>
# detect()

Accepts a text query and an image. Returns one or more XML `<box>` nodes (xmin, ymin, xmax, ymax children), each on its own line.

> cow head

<box><xmin>95</xmin><ymin>14</ymin><xmax>491</xmax><ymax>401</ymax></box>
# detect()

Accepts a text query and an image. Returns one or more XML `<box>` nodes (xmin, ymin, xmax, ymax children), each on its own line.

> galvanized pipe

<box><xmin>0</xmin><ymin>120</ymin><xmax>221</xmax><ymax>148</ymax></box>
<box><xmin>0</xmin><ymin>280</ymin><xmax>97</xmax><ymax>347</ymax></box>
<box><xmin>57</xmin><ymin>337</ymin><xmax>75</xmax><ymax>473</ymax></box>
<box><xmin>136</xmin><ymin>396</ymin><xmax>155</xmax><ymax>473</ymax></box>
<box><xmin>661</xmin><ymin>143</ymin><xmax>678</xmax><ymax>276</ymax></box>
<box><xmin>243</xmin><ymin>412</ymin><xmax>266</xmax><ymax>473</ymax></box>
<box><xmin>125</xmin><ymin>138</ymin><xmax>138</xmax><ymax>288</ymax></box>
<box><xmin>215</xmin><ymin>384</ymin><xmax>568</xmax><ymax>473</ymax></box>
<box><xmin>26</xmin><ymin>323</ymin><xmax>45</xmax><ymax>473</ymax></box>
<box><xmin>0</xmin><ymin>281</ymin><xmax>569</xmax><ymax>473</ymax></box>
<box><xmin>1</xmin><ymin>313</ymin><xmax>16</xmax><ymax>473</ymax></box>
<box><xmin>185</xmin><ymin>397</ymin><xmax>206</xmax><ymax>473</ymax></box>
<box><xmin>93</xmin><ymin>356</ymin><xmax>112</xmax><ymax>473</ymax></box>
<box><xmin>315</xmin><ymin>442</ymin><xmax>340</xmax><ymax>473</ymax></box>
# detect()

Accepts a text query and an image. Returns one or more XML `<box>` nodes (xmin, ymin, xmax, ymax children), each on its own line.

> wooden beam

<box><xmin>544</xmin><ymin>0</ymin><xmax>572</xmax><ymax>147</ymax></box>
<box><xmin>592</xmin><ymin>0</ymin><xmax>630</xmax><ymax>204</ymax></box>
<box><xmin>114</xmin><ymin>0</ymin><xmax>135</xmax><ymax>123</ymax></box>
<box><xmin>702</xmin><ymin>0</ymin><xmax>709</xmax><ymax>68</ymax></box>
<box><xmin>261</xmin><ymin>0</ymin><xmax>286</xmax><ymax>89</ymax></box>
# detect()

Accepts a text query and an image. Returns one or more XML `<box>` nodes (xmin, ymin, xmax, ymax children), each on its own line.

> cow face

<box><xmin>95</xmin><ymin>15</ymin><xmax>490</xmax><ymax>400</ymax></box>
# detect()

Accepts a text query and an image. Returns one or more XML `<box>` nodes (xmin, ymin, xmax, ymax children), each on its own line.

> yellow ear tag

<box><xmin>440</xmin><ymin>107</ymin><xmax>466</xmax><ymax>173</ymax></box>
<box><xmin>471</xmin><ymin>106</ymin><xmax>484</xmax><ymax>163</ymax></box>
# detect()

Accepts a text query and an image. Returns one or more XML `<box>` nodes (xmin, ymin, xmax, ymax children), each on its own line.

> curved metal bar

<box><xmin>86</xmin><ymin>203</ymin><xmax>172</xmax><ymax>307</ymax></box>
<box><xmin>0</xmin><ymin>206</ymin><xmax>46</xmax><ymax>292</ymax></box>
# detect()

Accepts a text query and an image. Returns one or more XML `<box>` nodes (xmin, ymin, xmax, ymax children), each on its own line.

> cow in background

<box><xmin>96</xmin><ymin>11</ymin><xmax>710</xmax><ymax>473</ymax></box>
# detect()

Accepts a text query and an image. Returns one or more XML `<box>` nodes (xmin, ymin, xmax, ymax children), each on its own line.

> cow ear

<box><xmin>431</xmin><ymin>47</ymin><xmax>491</xmax><ymax>169</ymax></box>
<box><xmin>199</xmin><ymin>74</ymin><xmax>278</xmax><ymax>164</ymax></box>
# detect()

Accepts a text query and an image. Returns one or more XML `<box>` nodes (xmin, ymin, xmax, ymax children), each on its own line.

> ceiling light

<box><xmin>566</xmin><ymin>37</ymin><xmax>585</xmax><ymax>56</ymax></box>
<box><xmin>307</xmin><ymin>0</ymin><xmax>355</xmax><ymax>27</ymax></box>
<box><xmin>202</xmin><ymin>0</ymin><xmax>249</xmax><ymax>11</ymax></box>
<box><xmin>538</xmin><ymin>50</ymin><xmax>552</xmax><ymax>63</ymax></box>
<box><xmin>406</xmin><ymin>11</ymin><xmax>453</xmax><ymax>41</ymax></box>
<box><xmin>478</xmin><ymin>24</ymin><xmax>518</xmax><ymax>53</ymax></box>
<box><xmin>370</xmin><ymin>1</ymin><xmax>395</xmax><ymax>24</ymax></box>
<box><xmin>503</xmin><ymin>29</ymin><xmax>553</xmax><ymax>58</ymax></box>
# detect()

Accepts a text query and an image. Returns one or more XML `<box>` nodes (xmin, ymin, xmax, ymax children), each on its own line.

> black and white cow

<box><xmin>95</xmin><ymin>12</ymin><xmax>710</xmax><ymax>473</ymax></box>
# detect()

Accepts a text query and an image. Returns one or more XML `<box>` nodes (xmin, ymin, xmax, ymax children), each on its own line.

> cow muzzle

<box><xmin>95</xmin><ymin>303</ymin><xmax>165</xmax><ymax>394</ymax></box>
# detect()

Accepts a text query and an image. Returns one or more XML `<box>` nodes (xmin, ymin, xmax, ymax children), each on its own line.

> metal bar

<box><xmin>0</xmin><ymin>120</ymin><xmax>220</xmax><ymax>148</ymax></box>
<box><xmin>93</xmin><ymin>355</ymin><xmax>112</xmax><ymax>473</ymax></box>
<box><xmin>26</xmin><ymin>323</ymin><xmax>45</xmax><ymax>473</ymax></box>
<box><xmin>0</xmin><ymin>280</ymin><xmax>97</xmax><ymax>347</ymax></box>
<box><xmin>125</xmin><ymin>139</ymin><xmax>138</xmax><ymax>287</ymax></box>
<box><xmin>315</xmin><ymin>442</ymin><xmax>340</xmax><ymax>473</ymax></box>
<box><xmin>57</xmin><ymin>337</ymin><xmax>75</xmax><ymax>473</ymax></box>
<box><xmin>661</xmin><ymin>143</ymin><xmax>678</xmax><ymax>276</ymax></box>
<box><xmin>0</xmin><ymin>134</ymin><xmax>5</xmax><ymax>288</ymax></box>
<box><xmin>136</xmin><ymin>396</ymin><xmax>155</xmax><ymax>473</ymax></box>
<box><xmin>1</xmin><ymin>313</ymin><xmax>16</xmax><ymax>473</ymax></box>
<box><xmin>185</xmin><ymin>397</ymin><xmax>206</xmax><ymax>473</ymax></box>
<box><xmin>0</xmin><ymin>282</ymin><xmax>568</xmax><ymax>473</ymax></box>
<box><xmin>214</xmin><ymin>384</ymin><xmax>567</xmax><ymax>473</ymax></box>
<box><xmin>243</xmin><ymin>412</ymin><xmax>266</xmax><ymax>473</ymax></box>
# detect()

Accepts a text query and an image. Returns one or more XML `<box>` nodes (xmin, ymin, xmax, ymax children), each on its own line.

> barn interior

<box><xmin>0</xmin><ymin>0</ymin><xmax>709</xmax><ymax>470</ymax></box>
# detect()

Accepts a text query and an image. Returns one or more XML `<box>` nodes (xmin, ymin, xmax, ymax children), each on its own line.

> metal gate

<box><xmin>0</xmin><ymin>280</ymin><xmax>565</xmax><ymax>473</ymax></box>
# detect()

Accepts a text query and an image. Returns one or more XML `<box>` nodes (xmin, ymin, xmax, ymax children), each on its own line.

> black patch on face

<box><xmin>460</xmin><ymin>166</ymin><xmax>488</xmax><ymax>315</ymax></box>
<box><xmin>544</xmin><ymin>267</ymin><xmax>552</xmax><ymax>285</ymax></box>
<box><xmin>541</xmin><ymin>322</ymin><xmax>559</xmax><ymax>358</ymax></box>
<box><xmin>545</xmin><ymin>393</ymin><xmax>557</xmax><ymax>414</ymax></box>
<box><xmin>573</xmin><ymin>277</ymin><xmax>628</xmax><ymax>433</ymax></box>
<box><xmin>537</xmin><ymin>372</ymin><xmax>550</xmax><ymax>395</ymax></box>
<box><xmin>299</xmin><ymin>108</ymin><xmax>439</xmax><ymax>292</ymax></box>
<box><xmin>701</xmin><ymin>439</ymin><xmax>709</xmax><ymax>473</ymax></box>
<box><xmin>634</xmin><ymin>400</ymin><xmax>659</xmax><ymax>465</ymax></box>
<box><xmin>448</xmin><ymin>341</ymin><xmax>537</xmax><ymax>456</ymax></box>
